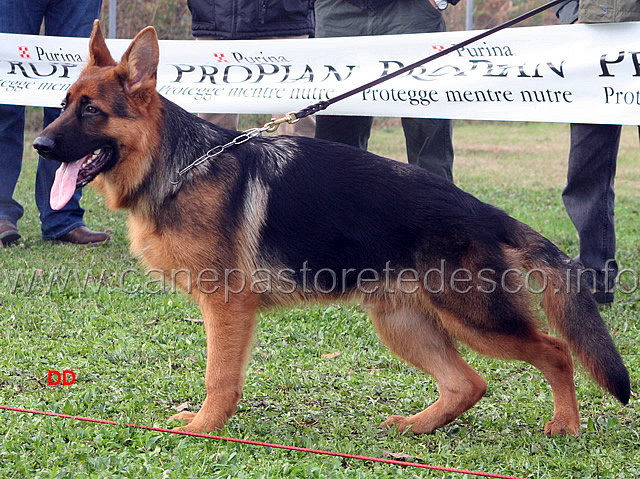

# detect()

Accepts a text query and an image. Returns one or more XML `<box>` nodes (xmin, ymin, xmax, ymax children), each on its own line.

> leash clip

<box><xmin>263</xmin><ymin>111</ymin><xmax>300</xmax><ymax>133</ymax></box>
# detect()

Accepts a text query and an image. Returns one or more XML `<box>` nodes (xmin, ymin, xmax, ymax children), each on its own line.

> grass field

<box><xmin>1</xmin><ymin>119</ymin><xmax>639</xmax><ymax>478</ymax></box>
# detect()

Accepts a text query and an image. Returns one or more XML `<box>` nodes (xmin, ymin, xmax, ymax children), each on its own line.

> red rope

<box><xmin>0</xmin><ymin>405</ymin><xmax>528</xmax><ymax>479</ymax></box>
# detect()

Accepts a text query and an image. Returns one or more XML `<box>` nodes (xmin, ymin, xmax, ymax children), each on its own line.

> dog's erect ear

<box><xmin>88</xmin><ymin>20</ymin><xmax>116</xmax><ymax>68</ymax></box>
<box><xmin>116</xmin><ymin>26</ymin><xmax>159</xmax><ymax>99</ymax></box>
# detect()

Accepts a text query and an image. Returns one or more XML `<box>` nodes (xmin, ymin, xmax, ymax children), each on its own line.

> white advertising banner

<box><xmin>0</xmin><ymin>22</ymin><xmax>639</xmax><ymax>125</ymax></box>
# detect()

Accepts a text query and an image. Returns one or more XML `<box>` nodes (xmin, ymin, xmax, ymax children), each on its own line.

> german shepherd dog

<box><xmin>34</xmin><ymin>22</ymin><xmax>630</xmax><ymax>436</ymax></box>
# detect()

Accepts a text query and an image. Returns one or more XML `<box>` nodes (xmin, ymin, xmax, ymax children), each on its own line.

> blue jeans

<box><xmin>0</xmin><ymin>0</ymin><xmax>102</xmax><ymax>239</ymax></box>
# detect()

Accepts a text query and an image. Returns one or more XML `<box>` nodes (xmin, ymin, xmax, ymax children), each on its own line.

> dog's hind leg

<box><xmin>370</xmin><ymin>308</ymin><xmax>487</xmax><ymax>434</ymax></box>
<box><xmin>455</xmin><ymin>321</ymin><xmax>580</xmax><ymax>436</ymax></box>
<box><xmin>519</xmin><ymin>334</ymin><xmax>579</xmax><ymax>436</ymax></box>
<box><xmin>170</xmin><ymin>291</ymin><xmax>259</xmax><ymax>433</ymax></box>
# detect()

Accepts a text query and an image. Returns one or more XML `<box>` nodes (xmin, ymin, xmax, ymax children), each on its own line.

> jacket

<box><xmin>187</xmin><ymin>0</ymin><xmax>315</xmax><ymax>39</ymax></box>
<box><xmin>555</xmin><ymin>0</ymin><xmax>640</xmax><ymax>24</ymax></box>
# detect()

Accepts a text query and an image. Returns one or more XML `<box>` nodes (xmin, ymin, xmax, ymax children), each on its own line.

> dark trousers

<box><xmin>314</xmin><ymin>0</ymin><xmax>454</xmax><ymax>181</ymax></box>
<box><xmin>315</xmin><ymin>116</ymin><xmax>454</xmax><ymax>181</ymax></box>
<box><xmin>562</xmin><ymin>123</ymin><xmax>640</xmax><ymax>301</ymax></box>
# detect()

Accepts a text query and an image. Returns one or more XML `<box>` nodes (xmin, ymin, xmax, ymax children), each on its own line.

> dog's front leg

<box><xmin>170</xmin><ymin>291</ymin><xmax>258</xmax><ymax>433</ymax></box>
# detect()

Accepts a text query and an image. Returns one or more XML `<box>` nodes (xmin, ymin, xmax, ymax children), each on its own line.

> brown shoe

<box><xmin>57</xmin><ymin>226</ymin><xmax>110</xmax><ymax>245</ymax></box>
<box><xmin>0</xmin><ymin>220</ymin><xmax>21</xmax><ymax>247</ymax></box>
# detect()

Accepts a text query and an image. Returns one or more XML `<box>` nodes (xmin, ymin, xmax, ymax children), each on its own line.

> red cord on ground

<box><xmin>0</xmin><ymin>405</ymin><xmax>529</xmax><ymax>479</ymax></box>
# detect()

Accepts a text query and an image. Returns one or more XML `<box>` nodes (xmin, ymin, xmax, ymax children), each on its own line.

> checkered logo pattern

<box><xmin>18</xmin><ymin>46</ymin><xmax>30</xmax><ymax>58</ymax></box>
<box><xmin>213</xmin><ymin>53</ymin><xmax>228</xmax><ymax>63</ymax></box>
<box><xmin>432</xmin><ymin>45</ymin><xmax>446</xmax><ymax>52</ymax></box>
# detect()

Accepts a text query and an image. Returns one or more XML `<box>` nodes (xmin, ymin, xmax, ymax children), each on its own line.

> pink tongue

<box><xmin>50</xmin><ymin>159</ymin><xmax>84</xmax><ymax>210</ymax></box>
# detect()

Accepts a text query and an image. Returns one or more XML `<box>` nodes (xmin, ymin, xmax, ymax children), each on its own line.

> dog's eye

<box><xmin>60</xmin><ymin>100</ymin><xmax>67</xmax><ymax>111</ymax></box>
<box><xmin>85</xmin><ymin>105</ymin><xmax>99</xmax><ymax>114</ymax></box>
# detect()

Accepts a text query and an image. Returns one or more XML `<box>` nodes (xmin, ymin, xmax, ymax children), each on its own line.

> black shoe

<box><xmin>0</xmin><ymin>220</ymin><xmax>21</xmax><ymax>247</ymax></box>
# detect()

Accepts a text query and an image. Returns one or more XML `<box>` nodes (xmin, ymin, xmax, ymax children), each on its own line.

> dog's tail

<box><xmin>510</xmin><ymin>220</ymin><xmax>630</xmax><ymax>405</ymax></box>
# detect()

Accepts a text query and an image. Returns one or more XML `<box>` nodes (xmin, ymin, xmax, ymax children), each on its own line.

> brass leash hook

<box><xmin>263</xmin><ymin>111</ymin><xmax>300</xmax><ymax>133</ymax></box>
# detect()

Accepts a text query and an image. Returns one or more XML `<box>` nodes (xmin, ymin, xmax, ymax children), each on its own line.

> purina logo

<box><xmin>32</xmin><ymin>45</ymin><xmax>83</xmax><ymax>63</ymax></box>
<box><xmin>18</xmin><ymin>45</ymin><xmax>84</xmax><ymax>63</ymax></box>
<box><xmin>432</xmin><ymin>45</ymin><xmax>446</xmax><ymax>52</ymax></box>
<box><xmin>213</xmin><ymin>53</ymin><xmax>228</xmax><ymax>63</ymax></box>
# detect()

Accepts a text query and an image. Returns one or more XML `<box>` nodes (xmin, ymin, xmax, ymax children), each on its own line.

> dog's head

<box><xmin>34</xmin><ymin>21</ymin><xmax>160</xmax><ymax>210</ymax></box>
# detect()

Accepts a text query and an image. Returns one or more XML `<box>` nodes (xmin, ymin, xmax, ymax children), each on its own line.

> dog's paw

<box><xmin>380</xmin><ymin>415</ymin><xmax>411</xmax><ymax>433</ymax></box>
<box><xmin>168</xmin><ymin>410</ymin><xmax>227</xmax><ymax>433</ymax></box>
<box><xmin>168</xmin><ymin>410</ymin><xmax>198</xmax><ymax>428</ymax></box>
<box><xmin>544</xmin><ymin>418</ymin><xmax>579</xmax><ymax>436</ymax></box>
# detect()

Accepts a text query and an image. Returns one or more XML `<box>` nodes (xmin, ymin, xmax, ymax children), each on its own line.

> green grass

<box><xmin>1</xmin><ymin>121</ymin><xmax>639</xmax><ymax>478</ymax></box>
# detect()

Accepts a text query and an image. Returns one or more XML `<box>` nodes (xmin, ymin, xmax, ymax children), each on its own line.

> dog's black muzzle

<box><xmin>33</xmin><ymin>135</ymin><xmax>56</xmax><ymax>160</ymax></box>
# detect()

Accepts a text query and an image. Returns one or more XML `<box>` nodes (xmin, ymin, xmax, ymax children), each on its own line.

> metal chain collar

<box><xmin>171</xmin><ymin>112</ymin><xmax>299</xmax><ymax>186</ymax></box>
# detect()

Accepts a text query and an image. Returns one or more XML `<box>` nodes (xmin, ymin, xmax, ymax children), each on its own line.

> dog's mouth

<box><xmin>50</xmin><ymin>146</ymin><xmax>114</xmax><ymax>210</ymax></box>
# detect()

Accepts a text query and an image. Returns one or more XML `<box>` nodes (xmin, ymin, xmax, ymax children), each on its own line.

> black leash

<box><xmin>284</xmin><ymin>0</ymin><xmax>565</xmax><ymax>123</ymax></box>
<box><xmin>175</xmin><ymin>0</ymin><xmax>565</xmax><ymax>182</ymax></box>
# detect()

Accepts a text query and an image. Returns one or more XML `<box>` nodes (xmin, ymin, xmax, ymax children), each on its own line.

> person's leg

<box><xmin>401</xmin><ymin>118</ymin><xmax>454</xmax><ymax>181</ymax></box>
<box><xmin>43</xmin><ymin>0</ymin><xmax>102</xmax><ymax>38</ymax></box>
<box><xmin>276</xmin><ymin>115</ymin><xmax>315</xmax><ymax>137</ymax></box>
<box><xmin>374</xmin><ymin>0</ymin><xmax>453</xmax><ymax>180</ymax></box>
<box><xmin>0</xmin><ymin>105</ymin><xmax>26</xmax><ymax>228</ymax></box>
<box><xmin>314</xmin><ymin>0</ymin><xmax>371</xmax><ymax>37</ymax></box>
<box><xmin>313</xmin><ymin>0</ymin><xmax>374</xmax><ymax>149</ymax></box>
<box><xmin>315</xmin><ymin>115</ymin><xmax>373</xmax><ymax>151</ymax></box>
<box><xmin>371</xmin><ymin>0</ymin><xmax>446</xmax><ymax>35</ymax></box>
<box><xmin>0</xmin><ymin>0</ymin><xmax>49</xmax><ymax>234</ymax></box>
<box><xmin>36</xmin><ymin>0</ymin><xmax>104</xmax><ymax>239</ymax></box>
<box><xmin>0</xmin><ymin>0</ymin><xmax>47</xmax><ymax>35</ymax></box>
<box><xmin>562</xmin><ymin>123</ymin><xmax>620</xmax><ymax>304</ymax></box>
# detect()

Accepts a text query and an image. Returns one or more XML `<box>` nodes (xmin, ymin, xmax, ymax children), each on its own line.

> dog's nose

<box><xmin>33</xmin><ymin>136</ymin><xmax>55</xmax><ymax>157</ymax></box>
